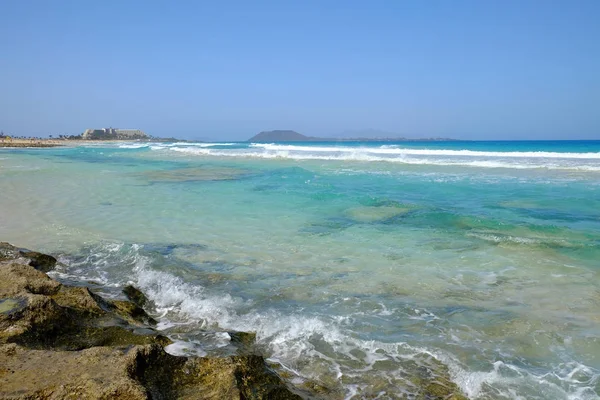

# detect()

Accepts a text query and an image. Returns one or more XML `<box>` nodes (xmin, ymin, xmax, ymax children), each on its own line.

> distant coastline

<box><xmin>248</xmin><ymin>130</ymin><xmax>458</xmax><ymax>142</ymax></box>
<box><xmin>0</xmin><ymin>130</ymin><xmax>184</xmax><ymax>148</ymax></box>
<box><xmin>0</xmin><ymin>138</ymin><xmax>63</xmax><ymax>148</ymax></box>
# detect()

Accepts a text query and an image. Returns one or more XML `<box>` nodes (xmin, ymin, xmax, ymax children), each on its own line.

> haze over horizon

<box><xmin>1</xmin><ymin>1</ymin><xmax>599</xmax><ymax>141</ymax></box>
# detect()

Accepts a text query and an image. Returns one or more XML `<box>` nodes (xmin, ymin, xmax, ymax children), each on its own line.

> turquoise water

<box><xmin>1</xmin><ymin>140</ymin><xmax>599</xmax><ymax>399</ymax></box>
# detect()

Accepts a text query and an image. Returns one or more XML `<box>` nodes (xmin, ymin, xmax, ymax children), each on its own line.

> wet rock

<box><xmin>18</xmin><ymin>251</ymin><xmax>57</xmax><ymax>272</ymax></box>
<box><xmin>229</xmin><ymin>330</ymin><xmax>256</xmax><ymax>346</ymax></box>
<box><xmin>0</xmin><ymin>292</ymin><xmax>68</xmax><ymax>346</ymax></box>
<box><xmin>179</xmin><ymin>354</ymin><xmax>303</xmax><ymax>400</ymax></box>
<box><xmin>124</xmin><ymin>284</ymin><xmax>149</xmax><ymax>308</ymax></box>
<box><xmin>300</xmin><ymin>380</ymin><xmax>336</xmax><ymax>397</ymax></box>
<box><xmin>0</xmin><ymin>262</ymin><xmax>167</xmax><ymax>350</ymax></box>
<box><xmin>0</xmin><ymin>243</ymin><xmax>304</xmax><ymax>400</ymax></box>
<box><xmin>52</xmin><ymin>285</ymin><xmax>108</xmax><ymax>314</ymax></box>
<box><xmin>111</xmin><ymin>299</ymin><xmax>157</xmax><ymax>326</ymax></box>
<box><xmin>0</xmin><ymin>298</ymin><xmax>22</xmax><ymax>314</ymax></box>
<box><xmin>0</xmin><ymin>242</ymin><xmax>57</xmax><ymax>272</ymax></box>
<box><xmin>0</xmin><ymin>242</ymin><xmax>20</xmax><ymax>262</ymax></box>
<box><xmin>48</xmin><ymin>325</ymin><xmax>172</xmax><ymax>351</ymax></box>
<box><xmin>406</xmin><ymin>354</ymin><xmax>468</xmax><ymax>400</ymax></box>
<box><xmin>0</xmin><ymin>343</ymin><xmax>304</xmax><ymax>400</ymax></box>
<box><xmin>229</xmin><ymin>330</ymin><xmax>257</xmax><ymax>354</ymax></box>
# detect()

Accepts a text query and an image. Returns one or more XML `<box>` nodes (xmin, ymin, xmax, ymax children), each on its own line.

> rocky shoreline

<box><xmin>0</xmin><ymin>242</ymin><xmax>306</xmax><ymax>399</ymax></box>
<box><xmin>0</xmin><ymin>242</ymin><xmax>468</xmax><ymax>399</ymax></box>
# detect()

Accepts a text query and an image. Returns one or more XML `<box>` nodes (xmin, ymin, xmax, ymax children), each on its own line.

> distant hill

<box><xmin>248</xmin><ymin>130</ymin><xmax>315</xmax><ymax>142</ymax></box>
<box><xmin>248</xmin><ymin>130</ymin><xmax>457</xmax><ymax>142</ymax></box>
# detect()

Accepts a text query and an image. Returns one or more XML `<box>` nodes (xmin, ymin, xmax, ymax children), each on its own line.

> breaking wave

<box><xmin>152</xmin><ymin>143</ymin><xmax>600</xmax><ymax>171</ymax></box>
<box><xmin>53</xmin><ymin>242</ymin><xmax>600</xmax><ymax>400</ymax></box>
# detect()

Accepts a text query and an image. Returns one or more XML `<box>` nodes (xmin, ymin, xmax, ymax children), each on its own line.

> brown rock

<box><xmin>0</xmin><ymin>242</ymin><xmax>57</xmax><ymax>272</ymax></box>
<box><xmin>0</xmin><ymin>343</ymin><xmax>149</xmax><ymax>399</ymax></box>
<box><xmin>123</xmin><ymin>285</ymin><xmax>149</xmax><ymax>308</ymax></box>
<box><xmin>111</xmin><ymin>300</ymin><xmax>157</xmax><ymax>326</ymax></box>
<box><xmin>0</xmin><ymin>343</ymin><xmax>304</xmax><ymax>400</ymax></box>
<box><xmin>228</xmin><ymin>330</ymin><xmax>257</xmax><ymax>354</ymax></box>
<box><xmin>0</xmin><ymin>261</ymin><xmax>168</xmax><ymax>350</ymax></box>
<box><xmin>51</xmin><ymin>286</ymin><xmax>108</xmax><ymax>315</ymax></box>
<box><xmin>18</xmin><ymin>251</ymin><xmax>57</xmax><ymax>272</ymax></box>
<box><xmin>0</xmin><ymin>243</ymin><xmax>304</xmax><ymax>399</ymax></box>
<box><xmin>0</xmin><ymin>263</ymin><xmax>60</xmax><ymax>297</ymax></box>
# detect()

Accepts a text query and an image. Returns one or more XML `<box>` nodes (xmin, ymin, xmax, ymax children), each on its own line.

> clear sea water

<box><xmin>1</xmin><ymin>140</ymin><xmax>599</xmax><ymax>399</ymax></box>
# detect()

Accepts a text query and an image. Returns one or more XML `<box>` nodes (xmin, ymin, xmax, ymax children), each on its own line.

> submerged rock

<box><xmin>140</xmin><ymin>166</ymin><xmax>250</xmax><ymax>183</ymax></box>
<box><xmin>406</xmin><ymin>354</ymin><xmax>468</xmax><ymax>400</ymax></box>
<box><xmin>345</xmin><ymin>205</ymin><xmax>413</xmax><ymax>223</ymax></box>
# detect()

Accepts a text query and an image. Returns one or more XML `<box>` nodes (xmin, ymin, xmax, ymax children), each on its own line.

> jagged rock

<box><xmin>173</xmin><ymin>353</ymin><xmax>303</xmax><ymax>400</ymax></box>
<box><xmin>228</xmin><ymin>330</ymin><xmax>257</xmax><ymax>354</ymax></box>
<box><xmin>0</xmin><ymin>343</ymin><xmax>303</xmax><ymax>400</ymax></box>
<box><xmin>0</xmin><ymin>242</ymin><xmax>21</xmax><ymax>261</ymax></box>
<box><xmin>0</xmin><ymin>293</ymin><xmax>67</xmax><ymax>343</ymax></box>
<box><xmin>0</xmin><ymin>243</ymin><xmax>304</xmax><ymax>400</ymax></box>
<box><xmin>55</xmin><ymin>286</ymin><xmax>156</xmax><ymax>325</ymax></box>
<box><xmin>0</xmin><ymin>262</ymin><xmax>168</xmax><ymax>350</ymax></box>
<box><xmin>52</xmin><ymin>285</ymin><xmax>108</xmax><ymax>314</ymax></box>
<box><xmin>0</xmin><ymin>242</ymin><xmax>57</xmax><ymax>272</ymax></box>
<box><xmin>123</xmin><ymin>284</ymin><xmax>149</xmax><ymax>308</ymax></box>
<box><xmin>0</xmin><ymin>263</ymin><xmax>61</xmax><ymax>297</ymax></box>
<box><xmin>228</xmin><ymin>355</ymin><xmax>303</xmax><ymax>399</ymax></box>
<box><xmin>18</xmin><ymin>251</ymin><xmax>57</xmax><ymax>272</ymax></box>
<box><xmin>112</xmin><ymin>299</ymin><xmax>158</xmax><ymax>326</ymax></box>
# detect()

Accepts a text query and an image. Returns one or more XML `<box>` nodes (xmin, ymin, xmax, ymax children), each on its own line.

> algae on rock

<box><xmin>0</xmin><ymin>242</ymin><xmax>305</xmax><ymax>400</ymax></box>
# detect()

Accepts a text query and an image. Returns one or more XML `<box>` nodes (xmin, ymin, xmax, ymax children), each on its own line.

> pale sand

<box><xmin>0</xmin><ymin>138</ymin><xmax>159</xmax><ymax>148</ymax></box>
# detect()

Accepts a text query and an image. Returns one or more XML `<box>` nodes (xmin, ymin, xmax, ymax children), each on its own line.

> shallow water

<box><xmin>1</xmin><ymin>141</ymin><xmax>599</xmax><ymax>399</ymax></box>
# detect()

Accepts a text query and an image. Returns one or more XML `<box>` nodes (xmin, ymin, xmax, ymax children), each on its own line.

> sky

<box><xmin>1</xmin><ymin>0</ymin><xmax>599</xmax><ymax>141</ymax></box>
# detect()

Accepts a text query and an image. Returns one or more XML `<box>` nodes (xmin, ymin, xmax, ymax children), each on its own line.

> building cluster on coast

<box><xmin>0</xmin><ymin>127</ymin><xmax>149</xmax><ymax>147</ymax></box>
<box><xmin>82</xmin><ymin>128</ymin><xmax>148</xmax><ymax>140</ymax></box>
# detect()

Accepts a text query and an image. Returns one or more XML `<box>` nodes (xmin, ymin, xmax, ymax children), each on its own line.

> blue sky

<box><xmin>1</xmin><ymin>1</ymin><xmax>599</xmax><ymax>140</ymax></box>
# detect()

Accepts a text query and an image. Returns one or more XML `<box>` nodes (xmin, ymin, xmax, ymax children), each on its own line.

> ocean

<box><xmin>1</xmin><ymin>140</ymin><xmax>599</xmax><ymax>399</ymax></box>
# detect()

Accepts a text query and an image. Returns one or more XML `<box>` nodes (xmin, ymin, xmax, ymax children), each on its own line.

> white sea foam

<box><xmin>118</xmin><ymin>143</ymin><xmax>150</xmax><ymax>149</ymax></box>
<box><xmin>442</xmin><ymin>358</ymin><xmax>600</xmax><ymax>400</ymax></box>
<box><xmin>130</xmin><ymin>250</ymin><xmax>599</xmax><ymax>399</ymax></box>
<box><xmin>250</xmin><ymin>143</ymin><xmax>600</xmax><ymax>159</ymax></box>
<box><xmin>162</xmin><ymin>142</ymin><xmax>236</xmax><ymax>147</ymax></box>
<box><xmin>164</xmin><ymin>146</ymin><xmax>600</xmax><ymax>171</ymax></box>
<box><xmin>58</xmin><ymin>242</ymin><xmax>600</xmax><ymax>399</ymax></box>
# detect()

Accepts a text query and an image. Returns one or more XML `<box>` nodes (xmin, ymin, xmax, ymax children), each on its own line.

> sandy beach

<box><xmin>0</xmin><ymin>138</ymin><xmax>161</xmax><ymax>148</ymax></box>
<box><xmin>0</xmin><ymin>138</ymin><xmax>63</xmax><ymax>147</ymax></box>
